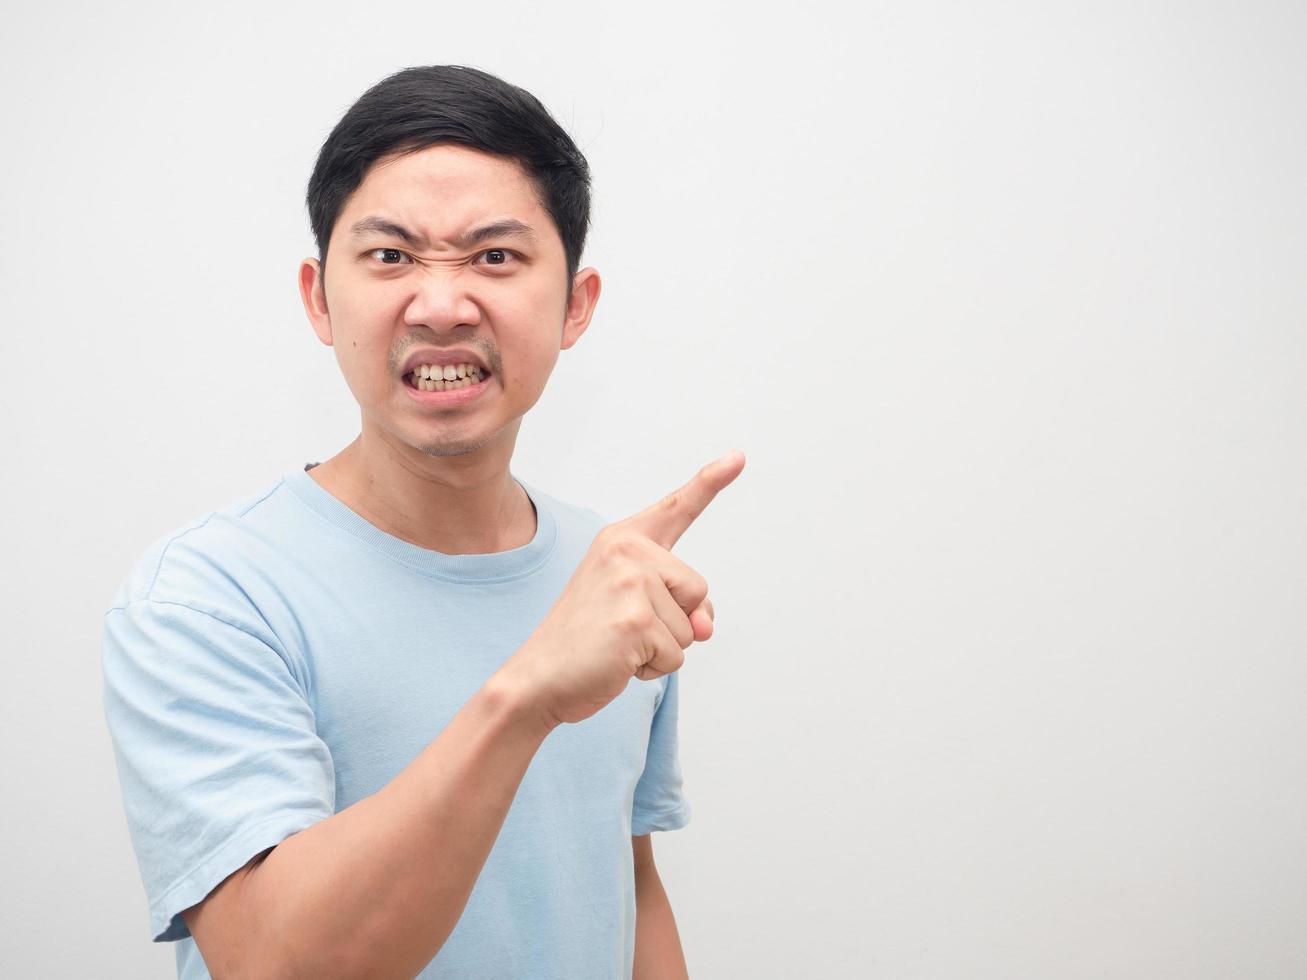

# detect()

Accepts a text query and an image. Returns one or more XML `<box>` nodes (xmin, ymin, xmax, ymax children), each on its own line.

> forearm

<box><xmin>633</xmin><ymin>864</ymin><xmax>689</xmax><ymax>980</ymax></box>
<box><xmin>237</xmin><ymin>669</ymin><xmax>553</xmax><ymax>979</ymax></box>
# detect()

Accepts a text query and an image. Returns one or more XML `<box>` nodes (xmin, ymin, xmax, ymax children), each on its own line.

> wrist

<box><xmin>485</xmin><ymin>658</ymin><xmax>558</xmax><ymax>739</ymax></box>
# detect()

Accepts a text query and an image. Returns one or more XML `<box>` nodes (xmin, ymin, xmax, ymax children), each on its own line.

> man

<box><xmin>100</xmin><ymin>64</ymin><xmax>745</xmax><ymax>979</ymax></box>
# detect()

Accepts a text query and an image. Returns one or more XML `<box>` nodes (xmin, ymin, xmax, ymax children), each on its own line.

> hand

<box><xmin>498</xmin><ymin>450</ymin><xmax>745</xmax><ymax>730</ymax></box>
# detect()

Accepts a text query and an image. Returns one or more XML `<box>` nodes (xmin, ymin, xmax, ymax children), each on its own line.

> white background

<box><xmin>3</xmin><ymin>1</ymin><xmax>1305</xmax><ymax>977</ymax></box>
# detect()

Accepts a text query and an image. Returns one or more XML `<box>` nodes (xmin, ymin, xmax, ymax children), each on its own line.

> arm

<box><xmin>632</xmin><ymin>834</ymin><xmax>690</xmax><ymax>980</ymax></box>
<box><xmin>182</xmin><ymin>670</ymin><xmax>552</xmax><ymax>980</ymax></box>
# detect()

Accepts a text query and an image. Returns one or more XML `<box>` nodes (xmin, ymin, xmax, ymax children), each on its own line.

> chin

<box><xmin>414</xmin><ymin>437</ymin><xmax>494</xmax><ymax>458</ymax></box>
<box><xmin>402</xmin><ymin>422</ymin><xmax>503</xmax><ymax>458</ymax></box>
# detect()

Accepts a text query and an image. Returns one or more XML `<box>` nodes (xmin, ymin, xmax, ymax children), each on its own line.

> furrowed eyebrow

<box><xmin>455</xmin><ymin>219</ymin><xmax>538</xmax><ymax>248</ymax></box>
<box><xmin>348</xmin><ymin>216</ymin><xmax>538</xmax><ymax>249</ymax></box>
<box><xmin>349</xmin><ymin>216</ymin><xmax>427</xmax><ymax>248</ymax></box>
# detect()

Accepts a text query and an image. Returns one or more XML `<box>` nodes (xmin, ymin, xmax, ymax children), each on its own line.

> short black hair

<box><xmin>306</xmin><ymin>65</ymin><xmax>592</xmax><ymax>302</ymax></box>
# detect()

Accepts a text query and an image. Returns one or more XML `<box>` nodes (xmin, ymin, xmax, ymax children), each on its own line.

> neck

<box><xmin>307</xmin><ymin>423</ymin><xmax>536</xmax><ymax>555</ymax></box>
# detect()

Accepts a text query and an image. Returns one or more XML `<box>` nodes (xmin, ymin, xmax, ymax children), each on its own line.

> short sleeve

<box><xmin>101</xmin><ymin>599</ymin><xmax>336</xmax><ymax>943</ymax></box>
<box><xmin>631</xmin><ymin>670</ymin><xmax>692</xmax><ymax>834</ymax></box>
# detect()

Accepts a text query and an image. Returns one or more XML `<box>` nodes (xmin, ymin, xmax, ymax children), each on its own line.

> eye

<box><xmin>367</xmin><ymin>247</ymin><xmax>411</xmax><ymax>265</ymax></box>
<box><xmin>476</xmin><ymin>248</ymin><xmax>518</xmax><ymax>268</ymax></box>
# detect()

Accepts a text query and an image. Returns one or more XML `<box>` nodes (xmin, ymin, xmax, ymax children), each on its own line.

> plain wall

<box><xmin>2</xmin><ymin>1</ymin><xmax>1305</xmax><ymax>977</ymax></box>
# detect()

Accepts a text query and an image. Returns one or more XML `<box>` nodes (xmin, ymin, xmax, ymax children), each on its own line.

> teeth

<box><xmin>411</xmin><ymin>362</ymin><xmax>483</xmax><ymax>383</ymax></box>
<box><xmin>410</xmin><ymin>364</ymin><xmax>485</xmax><ymax>392</ymax></box>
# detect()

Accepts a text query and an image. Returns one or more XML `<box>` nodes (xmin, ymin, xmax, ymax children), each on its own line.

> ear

<box><xmin>560</xmin><ymin>267</ymin><xmax>602</xmax><ymax>351</ymax></box>
<box><xmin>299</xmin><ymin>258</ymin><xmax>333</xmax><ymax>347</ymax></box>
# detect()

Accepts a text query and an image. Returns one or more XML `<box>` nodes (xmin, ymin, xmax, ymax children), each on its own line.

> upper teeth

<box><xmin>413</xmin><ymin>363</ymin><xmax>482</xmax><ymax>380</ymax></box>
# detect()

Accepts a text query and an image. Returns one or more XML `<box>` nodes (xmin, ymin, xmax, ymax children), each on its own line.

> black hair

<box><xmin>306</xmin><ymin>65</ymin><xmax>592</xmax><ymax>302</ymax></box>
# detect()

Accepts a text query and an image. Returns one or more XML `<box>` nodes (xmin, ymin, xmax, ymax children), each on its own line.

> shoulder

<box><xmin>105</xmin><ymin>475</ymin><xmax>292</xmax><ymax>615</ymax></box>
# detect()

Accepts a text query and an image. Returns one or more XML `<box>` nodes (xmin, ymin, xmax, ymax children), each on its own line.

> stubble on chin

<box><xmin>413</xmin><ymin>435</ymin><xmax>496</xmax><ymax>457</ymax></box>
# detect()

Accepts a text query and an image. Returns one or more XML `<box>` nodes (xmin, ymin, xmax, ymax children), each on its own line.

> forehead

<box><xmin>335</xmin><ymin>143</ymin><xmax>551</xmax><ymax>243</ymax></box>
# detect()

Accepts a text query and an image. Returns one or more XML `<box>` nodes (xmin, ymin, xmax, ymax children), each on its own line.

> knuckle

<box><xmin>691</xmin><ymin>572</ymin><xmax>709</xmax><ymax>604</ymax></box>
<box><xmin>614</xmin><ymin>535</ymin><xmax>645</xmax><ymax>559</ymax></box>
<box><xmin>612</xmin><ymin>568</ymin><xmax>644</xmax><ymax>593</ymax></box>
<box><xmin>601</xmin><ymin>529</ymin><xmax>642</xmax><ymax>560</ymax></box>
<box><xmin>617</xmin><ymin>604</ymin><xmax>652</xmax><ymax>634</ymax></box>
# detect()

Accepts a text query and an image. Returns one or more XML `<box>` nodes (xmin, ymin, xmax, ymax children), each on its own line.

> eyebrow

<box><xmin>348</xmin><ymin>216</ymin><xmax>539</xmax><ymax>249</ymax></box>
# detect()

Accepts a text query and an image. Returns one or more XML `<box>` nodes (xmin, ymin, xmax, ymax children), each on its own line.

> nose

<box><xmin>402</xmin><ymin>266</ymin><xmax>484</xmax><ymax>333</ymax></box>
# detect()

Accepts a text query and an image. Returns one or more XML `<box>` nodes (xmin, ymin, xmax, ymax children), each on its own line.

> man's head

<box><xmin>298</xmin><ymin>65</ymin><xmax>601</xmax><ymax>462</ymax></box>
<box><xmin>306</xmin><ymin>65</ymin><xmax>592</xmax><ymax>305</ymax></box>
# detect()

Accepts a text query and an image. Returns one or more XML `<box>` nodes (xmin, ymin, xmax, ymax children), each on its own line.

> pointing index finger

<box><xmin>622</xmin><ymin>449</ymin><xmax>746</xmax><ymax>550</ymax></box>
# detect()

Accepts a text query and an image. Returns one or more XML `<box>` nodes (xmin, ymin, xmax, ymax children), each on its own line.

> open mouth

<box><xmin>404</xmin><ymin>362</ymin><xmax>490</xmax><ymax>392</ymax></box>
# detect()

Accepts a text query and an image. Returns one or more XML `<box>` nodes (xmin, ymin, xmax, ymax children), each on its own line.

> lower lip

<box><xmin>403</xmin><ymin>373</ymin><xmax>492</xmax><ymax>407</ymax></box>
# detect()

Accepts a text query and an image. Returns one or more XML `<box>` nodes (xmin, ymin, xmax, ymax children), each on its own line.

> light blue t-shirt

<box><xmin>100</xmin><ymin>464</ymin><xmax>691</xmax><ymax>979</ymax></box>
